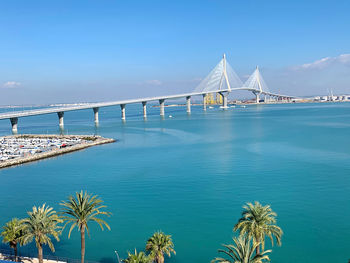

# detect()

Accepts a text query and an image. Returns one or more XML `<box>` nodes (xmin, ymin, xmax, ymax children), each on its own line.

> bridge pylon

<box><xmin>255</xmin><ymin>66</ymin><xmax>262</xmax><ymax>104</ymax></box>
<box><xmin>218</xmin><ymin>54</ymin><xmax>230</xmax><ymax>109</ymax></box>
<box><xmin>193</xmin><ymin>54</ymin><xmax>243</xmax><ymax>108</ymax></box>
<box><xmin>220</xmin><ymin>54</ymin><xmax>231</xmax><ymax>92</ymax></box>
<box><xmin>244</xmin><ymin>65</ymin><xmax>269</xmax><ymax>104</ymax></box>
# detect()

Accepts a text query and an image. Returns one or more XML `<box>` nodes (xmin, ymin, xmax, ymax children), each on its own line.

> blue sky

<box><xmin>1</xmin><ymin>0</ymin><xmax>350</xmax><ymax>104</ymax></box>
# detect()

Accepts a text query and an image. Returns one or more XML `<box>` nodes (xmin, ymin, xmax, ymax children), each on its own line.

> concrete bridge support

<box><xmin>255</xmin><ymin>92</ymin><xmax>260</xmax><ymax>104</ymax></box>
<box><xmin>120</xmin><ymin>104</ymin><xmax>126</xmax><ymax>120</ymax></box>
<box><xmin>159</xmin><ymin>99</ymin><xmax>165</xmax><ymax>116</ymax></box>
<box><xmin>223</xmin><ymin>95</ymin><xmax>228</xmax><ymax>109</ymax></box>
<box><xmin>57</xmin><ymin>112</ymin><xmax>64</xmax><ymax>128</ymax></box>
<box><xmin>202</xmin><ymin>94</ymin><xmax>207</xmax><ymax>111</ymax></box>
<box><xmin>142</xmin><ymin>101</ymin><xmax>147</xmax><ymax>118</ymax></box>
<box><xmin>10</xmin><ymin>117</ymin><xmax>18</xmax><ymax>134</ymax></box>
<box><xmin>219</xmin><ymin>92</ymin><xmax>228</xmax><ymax>109</ymax></box>
<box><xmin>93</xmin><ymin>107</ymin><xmax>99</xmax><ymax>125</ymax></box>
<box><xmin>186</xmin><ymin>96</ymin><xmax>191</xmax><ymax>114</ymax></box>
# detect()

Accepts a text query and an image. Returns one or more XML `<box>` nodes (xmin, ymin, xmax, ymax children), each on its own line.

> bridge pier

<box><xmin>10</xmin><ymin>117</ymin><xmax>18</xmax><ymax>134</ymax></box>
<box><xmin>57</xmin><ymin>112</ymin><xmax>64</xmax><ymax>128</ymax></box>
<box><xmin>223</xmin><ymin>95</ymin><xmax>228</xmax><ymax>109</ymax></box>
<box><xmin>120</xmin><ymin>104</ymin><xmax>126</xmax><ymax>120</ymax></box>
<box><xmin>159</xmin><ymin>99</ymin><xmax>165</xmax><ymax>116</ymax></box>
<box><xmin>255</xmin><ymin>93</ymin><xmax>260</xmax><ymax>104</ymax></box>
<box><xmin>142</xmin><ymin>101</ymin><xmax>147</xmax><ymax>118</ymax></box>
<box><xmin>93</xmin><ymin>107</ymin><xmax>99</xmax><ymax>125</ymax></box>
<box><xmin>219</xmin><ymin>92</ymin><xmax>228</xmax><ymax>109</ymax></box>
<box><xmin>202</xmin><ymin>94</ymin><xmax>207</xmax><ymax>111</ymax></box>
<box><xmin>186</xmin><ymin>96</ymin><xmax>191</xmax><ymax>114</ymax></box>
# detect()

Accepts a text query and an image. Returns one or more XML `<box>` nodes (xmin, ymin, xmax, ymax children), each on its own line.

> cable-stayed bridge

<box><xmin>0</xmin><ymin>54</ymin><xmax>296</xmax><ymax>134</ymax></box>
<box><xmin>194</xmin><ymin>54</ymin><xmax>293</xmax><ymax>103</ymax></box>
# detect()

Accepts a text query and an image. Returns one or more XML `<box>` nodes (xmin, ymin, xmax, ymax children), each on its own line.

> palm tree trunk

<box><xmin>159</xmin><ymin>254</ymin><xmax>164</xmax><ymax>263</ymax></box>
<box><xmin>14</xmin><ymin>244</ymin><xmax>18</xmax><ymax>262</ymax></box>
<box><xmin>256</xmin><ymin>238</ymin><xmax>260</xmax><ymax>255</ymax></box>
<box><xmin>81</xmin><ymin>225</ymin><xmax>85</xmax><ymax>263</ymax></box>
<box><xmin>38</xmin><ymin>244</ymin><xmax>43</xmax><ymax>263</ymax></box>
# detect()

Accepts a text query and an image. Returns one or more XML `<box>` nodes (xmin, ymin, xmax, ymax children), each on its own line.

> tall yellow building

<box><xmin>205</xmin><ymin>93</ymin><xmax>214</xmax><ymax>104</ymax></box>
<box><xmin>216</xmin><ymin>92</ymin><xmax>223</xmax><ymax>104</ymax></box>
<box><xmin>204</xmin><ymin>93</ymin><xmax>223</xmax><ymax>105</ymax></box>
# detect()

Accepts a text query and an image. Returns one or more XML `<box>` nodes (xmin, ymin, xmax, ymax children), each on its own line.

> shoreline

<box><xmin>0</xmin><ymin>252</ymin><xmax>66</xmax><ymax>263</ymax></box>
<box><xmin>151</xmin><ymin>99</ymin><xmax>350</xmax><ymax>108</ymax></box>
<box><xmin>0</xmin><ymin>134</ymin><xmax>116</xmax><ymax>169</ymax></box>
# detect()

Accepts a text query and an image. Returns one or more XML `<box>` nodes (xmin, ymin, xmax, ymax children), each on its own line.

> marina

<box><xmin>0</xmin><ymin>135</ymin><xmax>115</xmax><ymax>169</ymax></box>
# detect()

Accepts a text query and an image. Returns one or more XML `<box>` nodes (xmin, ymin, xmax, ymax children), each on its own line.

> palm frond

<box><xmin>212</xmin><ymin>235</ymin><xmax>271</xmax><ymax>263</ymax></box>
<box><xmin>234</xmin><ymin>201</ymin><xmax>283</xmax><ymax>250</ymax></box>
<box><xmin>60</xmin><ymin>190</ymin><xmax>111</xmax><ymax>238</ymax></box>
<box><xmin>20</xmin><ymin>204</ymin><xmax>62</xmax><ymax>253</ymax></box>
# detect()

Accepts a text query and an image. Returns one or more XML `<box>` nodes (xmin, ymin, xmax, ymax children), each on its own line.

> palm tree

<box><xmin>60</xmin><ymin>190</ymin><xmax>111</xmax><ymax>263</ymax></box>
<box><xmin>123</xmin><ymin>249</ymin><xmax>152</xmax><ymax>263</ymax></box>
<box><xmin>211</xmin><ymin>235</ymin><xmax>271</xmax><ymax>263</ymax></box>
<box><xmin>21</xmin><ymin>204</ymin><xmax>62</xmax><ymax>263</ymax></box>
<box><xmin>234</xmin><ymin>201</ymin><xmax>283</xmax><ymax>254</ymax></box>
<box><xmin>1</xmin><ymin>218</ymin><xmax>24</xmax><ymax>261</ymax></box>
<box><xmin>145</xmin><ymin>231</ymin><xmax>175</xmax><ymax>263</ymax></box>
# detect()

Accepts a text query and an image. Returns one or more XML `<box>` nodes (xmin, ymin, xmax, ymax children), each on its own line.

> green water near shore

<box><xmin>0</xmin><ymin>102</ymin><xmax>350</xmax><ymax>262</ymax></box>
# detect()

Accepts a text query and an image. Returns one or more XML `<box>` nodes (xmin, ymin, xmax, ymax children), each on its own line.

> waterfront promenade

<box><xmin>0</xmin><ymin>252</ymin><xmax>66</xmax><ymax>263</ymax></box>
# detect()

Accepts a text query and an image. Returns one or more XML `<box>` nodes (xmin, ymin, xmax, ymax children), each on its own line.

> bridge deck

<box><xmin>0</xmin><ymin>88</ymin><xmax>294</xmax><ymax>120</ymax></box>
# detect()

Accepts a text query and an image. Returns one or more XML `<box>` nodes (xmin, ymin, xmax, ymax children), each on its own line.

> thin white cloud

<box><xmin>2</xmin><ymin>81</ymin><xmax>21</xmax><ymax>88</ymax></box>
<box><xmin>293</xmin><ymin>54</ymin><xmax>350</xmax><ymax>70</ymax></box>
<box><xmin>262</xmin><ymin>53</ymin><xmax>350</xmax><ymax>96</ymax></box>
<box><xmin>144</xmin><ymin>79</ymin><xmax>162</xmax><ymax>86</ymax></box>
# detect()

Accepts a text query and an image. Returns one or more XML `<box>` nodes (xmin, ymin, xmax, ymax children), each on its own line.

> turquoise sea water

<box><xmin>0</xmin><ymin>102</ymin><xmax>350</xmax><ymax>263</ymax></box>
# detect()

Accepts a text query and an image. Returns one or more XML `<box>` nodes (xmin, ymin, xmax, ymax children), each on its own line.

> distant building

<box><xmin>216</xmin><ymin>93</ymin><xmax>223</xmax><ymax>104</ymax></box>
<box><xmin>204</xmin><ymin>93</ymin><xmax>215</xmax><ymax>104</ymax></box>
<box><xmin>204</xmin><ymin>93</ymin><xmax>223</xmax><ymax>105</ymax></box>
